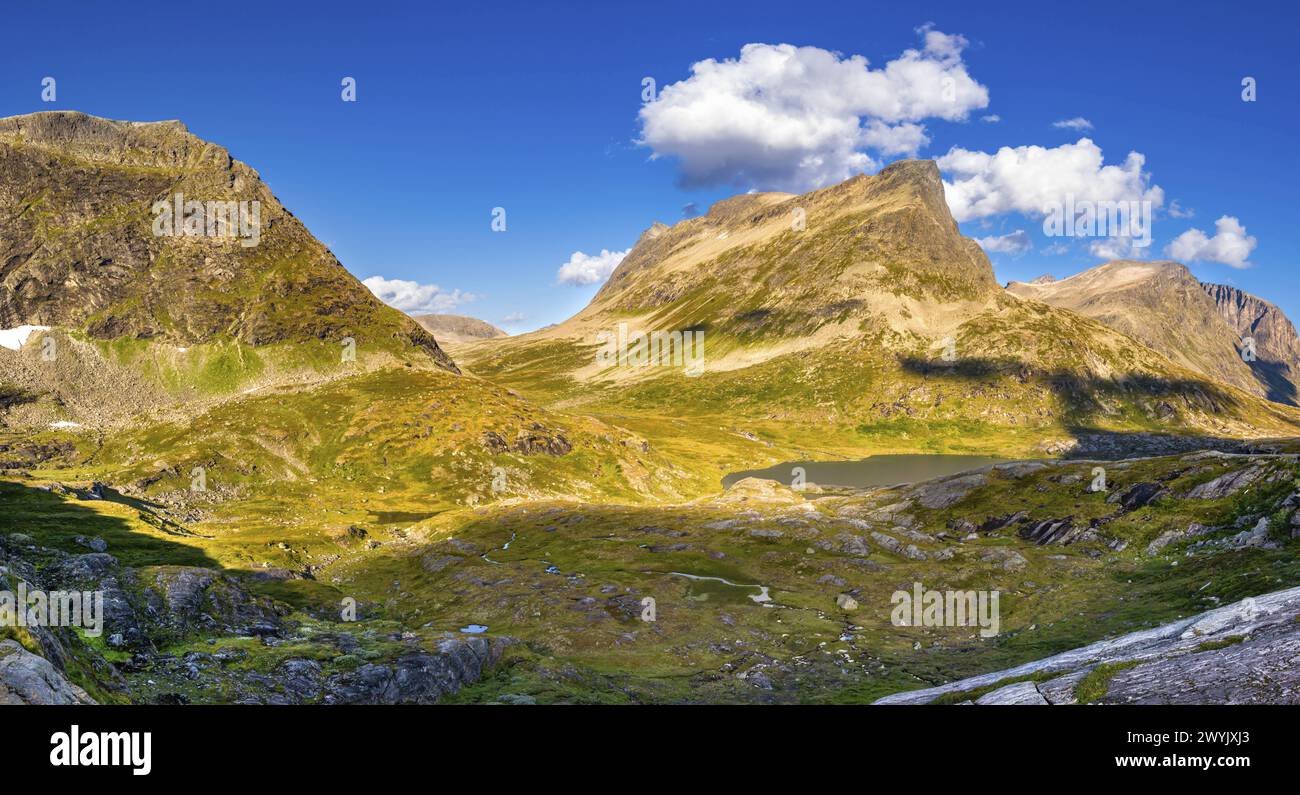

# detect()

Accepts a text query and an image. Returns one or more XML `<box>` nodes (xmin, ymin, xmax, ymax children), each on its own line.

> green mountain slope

<box><xmin>459</xmin><ymin>162</ymin><xmax>1300</xmax><ymax>460</ymax></box>
<box><xmin>0</xmin><ymin>111</ymin><xmax>456</xmax><ymax>426</ymax></box>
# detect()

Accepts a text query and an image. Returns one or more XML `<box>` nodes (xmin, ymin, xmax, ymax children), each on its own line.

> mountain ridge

<box><xmin>0</xmin><ymin>111</ymin><xmax>454</xmax><ymax>368</ymax></box>
<box><xmin>412</xmin><ymin>313</ymin><xmax>507</xmax><ymax>344</ymax></box>
<box><xmin>461</xmin><ymin>163</ymin><xmax>1300</xmax><ymax>451</ymax></box>
<box><xmin>1202</xmin><ymin>281</ymin><xmax>1300</xmax><ymax>405</ymax></box>
<box><xmin>1008</xmin><ymin>260</ymin><xmax>1300</xmax><ymax>406</ymax></box>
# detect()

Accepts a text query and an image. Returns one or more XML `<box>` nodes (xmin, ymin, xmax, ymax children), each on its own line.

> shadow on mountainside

<box><xmin>898</xmin><ymin>355</ymin><xmax>1300</xmax><ymax>458</ymax></box>
<box><xmin>0</xmin><ymin>479</ymin><xmax>218</xmax><ymax>569</ymax></box>
<box><xmin>1252</xmin><ymin>358</ymin><xmax>1300</xmax><ymax>407</ymax></box>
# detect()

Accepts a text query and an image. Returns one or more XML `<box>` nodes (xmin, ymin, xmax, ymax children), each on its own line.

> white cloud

<box><xmin>1168</xmin><ymin>199</ymin><xmax>1195</xmax><ymax>219</ymax></box>
<box><xmin>1089</xmin><ymin>236</ymin><xmax>1147</xmax><ymax>260</ymax></box>
<box><xmin>1166</xmin><ymin>216</ymin><xmax>1256</xmax><ymax>269</ymax></box>
<box><xmin>975</xmin><ymin>229</ymin><xmax>1031</xmax><ymax>255</ymax></box>
<box><xmin>637</xmin><ymin>27</ymin><xmax>989</xmax><ymax>192</ymax></box>
<box><xmin>980</xmin><ymin>114</ymin><xmax>1001</xmax><ymax>123</ymax></box>
<box><xmin>1052</xmin><ymin>117</ymin><xmax>1093</xmax><ymax>131</ymax></box>
<box><xmin>501</xmin><ymin>311</ymin><xmax>526</xmax><ymax>324</ymax></box>
<box><xmin>860</xmin><ymin>119</ymin><xmax>930</xmax><ymax>156</ymax></box>
<box><xmin>556</xmin><ymin>248</ymin><xmax>629</xmax><ymax>286</ymax></box>
<box><xmin>938</xmin><ymin>138</ymin><xmax>1164</xmax><ymax>223</ymax></box>
<box><xmin>362</xmin><ymin>276</ymin><xmax>476</xmax><ymax>314</ymax></box>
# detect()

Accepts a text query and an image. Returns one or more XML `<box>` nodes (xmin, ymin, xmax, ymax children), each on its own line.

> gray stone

<box><xmin>911</xmin><ymin>473</ymin><xmax>987</xmax><ymax>509</ymax></box>
<box><xmin>973</xmin><ymin>680</ymin><xmax>1048</xmax><ymax>705</ymax></box>
<box><xmin>875</xmin><ymin>585</ymin><xmax>1300</xmax><ymax>705</ymax></box>
<box><xmin>73</xmin><ymin>535</ymin><xmax>108</xmax><ymax>552</ymax></box>
<box><xmin>1185</xmin><ymin>466</ymin><xmax>1264</xmax><ymax>499</ymax></box>
<box><xmin>0</xmin><ymin>640</ymin><xmax>95</xmax><ymax>705</ymax></box>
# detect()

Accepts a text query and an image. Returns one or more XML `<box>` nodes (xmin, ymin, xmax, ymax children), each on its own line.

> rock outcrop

<box><xmin>0</xmin><ymin>640</ymin><xmax>95</xmax><ymax>704</ymax></box>
<box><xmin>0</xmin><ymin>529</ymin><xmax>506</xmax><ymax>705</ymax></box>
<box><xmin>1203</xmin><ymin>282</ymin><xmax>1300</xmax><ymax>405</ymax></box>
<box><xmin>875</xmin><ymin>586</ymin><xmax>1300</xmax><ymax>705</ymax></box>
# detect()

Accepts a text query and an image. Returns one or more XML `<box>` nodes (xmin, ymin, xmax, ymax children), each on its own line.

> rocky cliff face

<box><xmin>1009</xmin><ymin>261</ymin><xmax>1300</xmax><ymax>407</ymax></box>
<box><xmin>1202</xmin><ymin>282</ymin><xmax>1300</xmax><ymax>405</ymax></box>
<box><xmin>1008</xmin><ymin>261</ymin><xmax>1263</xmax><ymax>397</ymax></box>
<box><xmin>0</xmin><ymin>112</ymin><xmax>454</xmax><ymax>370</ymax></box>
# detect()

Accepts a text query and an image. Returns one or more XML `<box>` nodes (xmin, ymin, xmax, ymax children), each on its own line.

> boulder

<box><xmin>1185</xmin><ymin>466</ymin><xmax>1264</xmax><ymax>499</ymax></box>
<box><xmin>911</xmin><ymin>472</ymin><xmax>987</xmax><ymax>510</ymax></box>
<box><xmin>1106</xmin><ymin>482</ymin><xmax>1166</xmax><ymax>511</ymax></box>
<box><xmin>0</xmin><ymin>640</ymin><xmax>95</xmax><ymax>705</ymax></box>
<box><xmin>324</xmin><ymin>635</ymin><xmax>507</xmax><ymax>704</ymax></box>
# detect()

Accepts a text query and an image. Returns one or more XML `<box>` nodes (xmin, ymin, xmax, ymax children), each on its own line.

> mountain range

<box><xmin>1009</xmin><ymin>261</ymin><xmax>1300</xmax><ymax>406</ymax></box>
<box><xmin>4</xmin><ymin>112</ymin><xmax>1300</xmax><ymax>706</ymax></box>
<box><xmin>461</xmin><ymin>159</ymin><xmax>1300</xmax><ymax>459</ymax></box>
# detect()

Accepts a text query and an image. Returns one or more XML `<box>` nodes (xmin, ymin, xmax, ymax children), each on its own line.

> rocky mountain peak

<box><xmin>0</xmin><ymin>111</ymin><xmax>229</xmax><ymax>171</ymax></box>
<box><xmin>1202</xmin><ymin>281</ymin><xmax>1300</xmax><ymax>405</ymax></box>
<box><xmin>1009</xmin><ymin>259</ymin><xmax>1300</xmax><ymax>405</ymax></box>
<box><xmin>592</xmin><ymin>160</ymin><xmax>998</xmax><ymax>327</ymax></box>
<box><xmin>412</xmin><ymin>314</ymin><xmax>508</xmax><ymax>343</ymax></box>
<box><xmin>0</xmin><ymin>111</ymin><xmax>455</xmax><ymax>370</ymax></box>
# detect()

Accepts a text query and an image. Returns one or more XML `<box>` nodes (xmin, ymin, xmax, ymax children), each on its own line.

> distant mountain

<box><xmin>0</xmin><ymin>111</ymin><xmax>454</xmax><ymax>371</ymax></box>
<box><xmin>462</xmin><ymin>163</ymin><xmax>1300</xmax><ymax>451</ymax></box>
<box><xmin>413</xmin><ymin>313</ymin><xmax>507</xmax><ymax>344</ymax></box>
<box><xmin>1008</xmin><ymin>261</ymin><xmax>1300</xmax><ymax>406</ymax></box>
<box><xmin>1202</xmin><ymin>282</ymin><xmax>1300</xmax><ymax>405</ymax></box>
<box><xmin>1007</xmin><ymin>261</ymin><xmax>1260</xmax><ymax>397</ymax></box>
<box><xmin>591</xmin><ymin>160</ymin><xmax>1000</xmax><ymax>349</ymax></box>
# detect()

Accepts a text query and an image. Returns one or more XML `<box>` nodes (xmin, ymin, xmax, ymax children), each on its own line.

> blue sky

<box><xmin>2</xmin><ymin>0</ymin><xmax>1295</xmax><ymax>328</ymax></box>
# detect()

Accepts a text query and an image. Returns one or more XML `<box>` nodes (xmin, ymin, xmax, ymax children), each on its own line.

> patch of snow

<box><xmin>50</xmin><ymin>421</ymin><xmax>82</xmax><ymax>429</ymax></box>
<box><xmin>0</xmin><ymin>325</ymin><xmax>50</xmax><ymax>351</ymax></box>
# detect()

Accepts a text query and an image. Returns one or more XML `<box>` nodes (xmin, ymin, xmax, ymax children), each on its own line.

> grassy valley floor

<box><xmin>5</xmin><ymin>384</ymin><xmax>1299</xmax><ymax>703</ymax></box>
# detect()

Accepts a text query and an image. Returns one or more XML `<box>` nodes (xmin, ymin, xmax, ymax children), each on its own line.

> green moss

<box><xmin>1195</xmin><ymin>635</ymin><xmax>1246</xmax><ymax>652</ymax></box>
<box><xmin>929</xmin><ymin>670</ymin><xmax>1058</xmax><ymax>705</ymax></box>
<box><xmin>1075</xmin><ymin>660</ymin><xmax>1141</xmax><ymax>704</ymax></box>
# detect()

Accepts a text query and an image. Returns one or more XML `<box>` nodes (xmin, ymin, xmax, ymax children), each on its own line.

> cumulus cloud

<box><xmin>638</xmin><ymin>27</ymin><xmax>989</xmax><ymax>192</ymax></box>
<box><xmin>1052</xmin><ymin>117</ymin><xmax>1093</xmax><ymax>131</ymax></box>
<box><xmin>980</xmin><ymin>114</ymin><xmax>1001</xmax><ymax>123</ymax></box>
<box><xmin>938</xmin><ymin>138</ymin><xmax>1164</xmax><ymax>223</ymax></box>
<box><xmin>1090</xmin><ymin>236</ymin><xmax>1147</xmax><ymax>260</ymax></box>
<box><xmin>975</xmin><ymin>229</ymin><xmax>1031</xmax><ymax>255</ymax></box>
<box><xmin>1168</xmin><ymin>199</ymin><xmax>1195</xmax><ymax>219</ymax></box>
<box><xmin>362</xmin><ymin>276</ymin><xmax>475</xmax><ymax>314</ymax></box>
<box><xmin>556</xmin><ymin>248</ymin><xmax>629</xmax><ymax>286</ymax></box>
<box><xmin>1166</xmin><ymin>216</ymin><xmax>1256</xmax><ymax>269</ymax></box>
